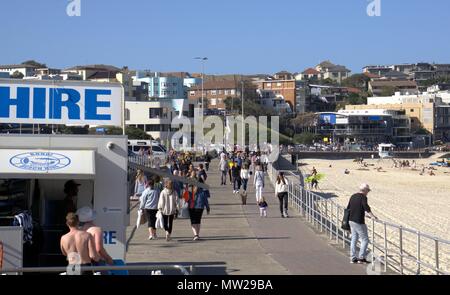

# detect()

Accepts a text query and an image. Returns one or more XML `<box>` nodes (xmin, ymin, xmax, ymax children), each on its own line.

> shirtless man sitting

<box><xmin>77</xmin><ymin>206</ymin><xmax>113</xmax><ymax>265</ymax></box>
<box><xmin>60</xmin><ymin>213</ymin><xmax>100</xmax><ymax>275</ymax></box>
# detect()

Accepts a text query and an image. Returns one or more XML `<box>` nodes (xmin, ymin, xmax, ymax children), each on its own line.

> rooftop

<box><xmin>370</xmin><ymin>80</ymin><xmax>418</xmax><ymax>87</ymax></box>
<box><xmin>190</xmin><ymin>79</ymin><xmax>239</xmax><ymax>91</ymax></box>
<box><xmin>302</xmin><ymin>68</ymin><xmax>320</xmax><ymax>75</ymax></box>
<box><xmin>0</xmin><ymin>64</ymin><xmax>40</xmax><ymax>69</ymax></box>
<box><xmin>64</xmin><ymin>64</ymin><xmax>122</xmax><ymax>72</ymax></box>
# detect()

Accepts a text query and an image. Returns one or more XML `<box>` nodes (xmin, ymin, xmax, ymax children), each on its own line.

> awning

<box><xmin>0</xmin><ymin>149</ymin><xmax>95</xmax><ymax>179</ymax></box>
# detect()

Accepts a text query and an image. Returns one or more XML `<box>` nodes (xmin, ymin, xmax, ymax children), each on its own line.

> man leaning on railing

<box><xmin>346</xmin><ymin>184</ymin><xmax>378</xmax><ymax>264</ymax></box>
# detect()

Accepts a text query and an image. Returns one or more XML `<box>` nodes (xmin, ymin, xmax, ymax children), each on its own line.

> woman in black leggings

<box><xmin>275</xmin><ymin>172</ymin><xmax>289</xmax><ymax>218</ymax></box>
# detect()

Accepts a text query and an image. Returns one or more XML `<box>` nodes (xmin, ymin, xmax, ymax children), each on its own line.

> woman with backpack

<box><xmin>188</xmin><ymin>177</ymin><xmax>210</xmax><ymax>241</ymax></box>
<box><xmin>275</xmin><ymin>172</ymin><xmax>289</xmax><ymax>218</ymax></box>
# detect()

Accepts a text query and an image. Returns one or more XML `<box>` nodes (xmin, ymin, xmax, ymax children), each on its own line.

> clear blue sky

<box><xmin>0</xmin><ymin>0</ymin><xmax>449</xmax><ymax>75</ymax></box>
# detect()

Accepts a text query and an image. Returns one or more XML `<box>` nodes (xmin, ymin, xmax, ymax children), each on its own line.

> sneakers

<box><xmin>193</xmin><ymin>235</ymin><xmax>199</xmax><ymax>241</ymax></box>
<box><xmin>281</xmin><ymin>214</ymin><xmax>285</xmax><ymax>218</ymax></box>
<box><xmin>166</xmin><ymin>235</ymin><xmax>171</xmax><ymax>242</ymax></box>
<box><xmin>148</xmin><ymin>235</ymin><xmax>155</xmax><ymax>240</ymax></box>
<box><xmin>351</xmin><ymin>258</ymin><xmax>358</xmax><ymax>264</ymax></box>
<box><xmin>358</xmin><ymin>258</ymin><xmax>371</xmax><ymax>264</ymax></box>
<box><xmin>284</xmin><ymin>212</ymin><xmax>289</xmax><ymax>218</ymax></box>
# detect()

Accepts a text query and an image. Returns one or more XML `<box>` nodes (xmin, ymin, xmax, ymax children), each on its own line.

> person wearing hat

<box><xmin>77</xmin><ymin>206</ymin><xmax>113</xmax><ymax>265</ymax></box>
<box><xmin>64</xmin><ymin>180</ymin><xmax>80</xmax><ymax>215</ymax></box>
<box><xmin>346</xmin><ymin>183</ymin><xmax>378</xmax><ymax>264</ymax></box>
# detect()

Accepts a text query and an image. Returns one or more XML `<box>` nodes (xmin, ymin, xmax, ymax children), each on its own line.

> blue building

<box><xmin>135</xmin><ymin>72</ymin><xmax>186</xmax><ymax>100</ymax></box>
<box><xmin>316</xmin><ymin>110</ymin><xmax>397</xmax><ymax>144</ymax></box>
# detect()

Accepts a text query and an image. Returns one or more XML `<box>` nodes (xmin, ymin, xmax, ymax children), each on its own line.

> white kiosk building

<box><xmin>0</xmin><ymin>79</ymin><xmax>128</xmax><ymax>271</ymax></box>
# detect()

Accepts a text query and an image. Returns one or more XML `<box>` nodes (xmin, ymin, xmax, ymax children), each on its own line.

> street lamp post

<box><xmin>194</xmin><ymin>57</ymin><xmax>208</xmax><ymax>152</ymax></box>
<box><xmin>194</xmin><ymin>57</ymin><xmax>208</xmax><ymax>113</ymax></box>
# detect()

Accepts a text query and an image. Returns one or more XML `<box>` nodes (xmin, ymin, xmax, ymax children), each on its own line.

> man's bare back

<box><xmin>60</xmin><ymin>229</ymin><xmax>95</xmax><ymax>264</ymax></box>
<box><xmin>82</xmin><ymin>224</ymin><xmax>113</xmax><ymax>265</ymax></box>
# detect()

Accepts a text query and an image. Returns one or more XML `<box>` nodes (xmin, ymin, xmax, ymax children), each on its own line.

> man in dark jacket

<box><xmin>347</xmin><ymin>183</ymin><xmax>378</xmax><ymax>264</ymax></box>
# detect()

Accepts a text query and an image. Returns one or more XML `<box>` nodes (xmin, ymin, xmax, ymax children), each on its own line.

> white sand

<box><xmin>299</xmin><ymin>157</ymin><xmax>450</xmax><ymax>241</ymax></box>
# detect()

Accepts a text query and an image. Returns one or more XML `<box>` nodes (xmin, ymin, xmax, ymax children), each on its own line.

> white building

<box><xmin>0</xmin><ymin>64</ymin><xmax>39</xmax><ymax>77</ymax></box>
<box><xmin>256</xmin><ymin>89</ymin><xmax>291</xmax><ymax>113</ymax></box>
<box><xmin>125</xmin><ymin>100</ymin><xmax>194</xmax><ymax>145</ymax></box>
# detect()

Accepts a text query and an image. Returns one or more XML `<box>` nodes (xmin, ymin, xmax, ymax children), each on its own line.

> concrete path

<box><xmin>125</xmin><ymin>160</ymin><xmax>366</xmax><ymax>275</ymax></box>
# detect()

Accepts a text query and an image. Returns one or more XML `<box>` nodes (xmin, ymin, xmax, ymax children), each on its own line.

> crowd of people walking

<box><xmin>134</xmin><ymin>151</ymin><xmax>211</xmax><ymax>242</ymax></box>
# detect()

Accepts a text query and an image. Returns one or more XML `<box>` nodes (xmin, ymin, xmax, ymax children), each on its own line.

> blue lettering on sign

<box><xmin>0</xmin><ymin>87</ymin><xmax>30</xmax><ymax>118</ymax></box>
<box><xmin>0</xmin><ymin>86</ymin><xmax>113</xmax><ymax>121</ymax></box>
<box><xmin>9</xmin><ymin>152</ymin><xmax>71</xmax><ymax>171</ymax></box>
<box><xmin>49</xmin><ymin>88</ymin><xmax>80</xmax><ymax>119</ymax></box>
<box><xmin>103</xmin><ymin>231</ymin><xmax>117</xmax><ymax>245</ymax></box>
<box><xmin>85</xmin><ymin>89</ymin><xmax>111</xmax><ymax>120</ymax></box>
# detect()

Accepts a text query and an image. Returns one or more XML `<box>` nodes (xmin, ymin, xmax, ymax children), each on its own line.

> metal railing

<box><xmin>0</xmin><ymin>264</ymin><xmax>193</xmax><ymax>275</ymax></box>
<box><xmin>267</xmin><ymin>162</ymin><xmax>450</xmax><ymax>275</ymax></box>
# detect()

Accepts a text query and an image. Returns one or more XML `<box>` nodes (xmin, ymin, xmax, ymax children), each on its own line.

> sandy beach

<box><xmin>298</xmin><ymin>155</ymin><xmax>450</xmax><ymax>274</ymax></box>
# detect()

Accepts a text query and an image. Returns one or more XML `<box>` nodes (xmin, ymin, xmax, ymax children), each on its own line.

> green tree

<box><xmin>380</xmin><ymin>86</ymin><xmax>396</xmax><ymax>97</ymax></box>
<box><xmin>88</xmin><ymin>126</ymin><xmax>153</xmax><ymax>139</ymax></box>
<box><xmin>293</xmin><ymin>132</ymin><xmax>315</xmax><ymax>145</ymax></box>
<box><xmin>126</xmin><ymin>126</ymin><xmax>153</xmax><ymax>140</ymax></box>
<box><xmin>21</xmin><ymin>60</ymin><xmax>46</xmax><ymax>68</ymax></box>
<box><xmin>320</xmin><ymin>78</ymin><xmax>336</xmax><ymax>86</ymax></box>
<box><xmin>10</xmin><ymin>71</ymin><xmax>24</xmax><ymax>79</ymax></box>
<box><xmin>290</xmin><ymin>113</ymin><xmax>317</xmax><ymax>133</ymax></box>
<box><xmin>60</xmin><ymin>125</ymin><xmax>89</xmax><ymax>134</ymax></box>
<box><xmin>417</xmin><ymin>76</ymin><xmax>450</xmax><ymax>87</ymax></box>
<box><xmin>341</xmin><ymin>74</ymin><xmax>370</xmax><ymax>90</ymax></box>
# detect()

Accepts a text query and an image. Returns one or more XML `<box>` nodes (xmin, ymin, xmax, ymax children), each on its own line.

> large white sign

<box><xmin>0</xmin><ymin>149</ymin><xmax>95</xmax><ymax>176</ymax></box>
<box><xmin>0</xmin><ymin>79</ymin><xmax>123</xmax><ymax>126</ymax></box>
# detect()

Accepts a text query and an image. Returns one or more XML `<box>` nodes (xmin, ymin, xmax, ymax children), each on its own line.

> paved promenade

<box><xmin>125</xmin><ymin>160</ymin><xmax>366</xmax><ymax>275</ymax></box>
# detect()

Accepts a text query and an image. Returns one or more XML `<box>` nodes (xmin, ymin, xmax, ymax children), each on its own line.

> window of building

<box><xmin>162</xmin><ymin>90</ymin><xmax>167</xmax><ymax>96</ymax></box>
<box><xmin>410</xmin><ymin>109</ymin><xmax>414</xmax><ymax>112</ymax></box>
<box><xmin>145</xmin><ymin>125</ymin><xmax>161</xmax><ymax>132</ymax></box>
<box><xmin>230</xmin><ymin>89</ymin><xmax>235</xmax><ymax>95</ymax></box>
<box><xmin>149</xmin><ymin>108</ymin><xmax>163</xmax><ymax>118</ymax></box>
<box><xmin>190</xmin><ymin>91</ymin><xmax>195</xmax><ymax>96</ymax></box>
<box><xmin>277</xmin><ymin>83</ymin><xmax>282</xmax><ymax>87</ymax></box>
<box><xmin>210</xmin><ymin>98</ymin><xmax>217</xmax><ymax>106</ymax></box>
<box><xmin>218</xmin><ymin>90</ymin><xmax>222</xmax><ymax>94</ymax></box>
<box><xmin>211</xmin><ymin>90</ymin><xmax>217</xmax><ymax>95</ymax></box>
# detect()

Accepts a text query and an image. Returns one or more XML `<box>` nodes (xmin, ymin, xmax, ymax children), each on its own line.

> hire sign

<box><xmin>0</xmin><ymin>80</ymin><xmax>123</xmax><ymax>126</ymax></box>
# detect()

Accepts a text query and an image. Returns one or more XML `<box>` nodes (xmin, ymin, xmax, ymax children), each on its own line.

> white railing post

<box><xmin>399</xmin><ymin>226</ymin><xmax>404</xmax><ymax>275</ymax></box>
<box><xmin>320</xmin><ymin>201</ymin><xmax>324</xmax><ymax>233</ymax></box>
<box><xmin>335</xmin><ymin>206</ymin><xmax>339</xmax><ymax>243</ymax></box>
<box><xmin>371</xmin><ymin>218</ymin><xmax>375</xmax><ymax>269</ymax></box>
<box><xmin>435</xmin><ymin>239</ymin><xmax>439</xmax><ymax>275</ymax></box>
<box><xmin>329</xmin><ymin>202</ymin><xmax>333</xmax><ymax>240</ymax></box>
<box><xmin>416</xmin><ymin>231</ymin><xmax>421</xmax><ymax>275</ymax></box>
<box><xmin>383</xmin><ymin>222</ymin><xmax>388</xmax><ymax>273</ymax></box>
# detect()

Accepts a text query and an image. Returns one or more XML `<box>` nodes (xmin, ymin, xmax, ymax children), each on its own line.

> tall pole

<box><xmin>201</xmin><ymin>60</ymin><xmax>204</xmax><ymax>114</ymax></box>
<box><xmin>241</xmin><ymin>80</ymin><xmax>244</xmax><ymax>149</ymax></box>
<box><xmin>194</xmin><ymin>57</ymin><xmax>208</xmax><ymax>151</ymax></box>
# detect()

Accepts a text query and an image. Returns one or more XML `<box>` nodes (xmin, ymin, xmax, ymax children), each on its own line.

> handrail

<box><xmin>0</xmin><ymin>264</ymin><xmax>192</xmax><ymax>275</ymax></box>
<box><xmin>267</xmin><ymin>161</ymin><xmax>450</xmax><ymax>275</ymax></box>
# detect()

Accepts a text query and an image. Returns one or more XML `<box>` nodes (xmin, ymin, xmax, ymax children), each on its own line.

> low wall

<box><xmin>290</xmin><ymin>151</ymin><xmax>434</xmax><ymax>161</ymax></box>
